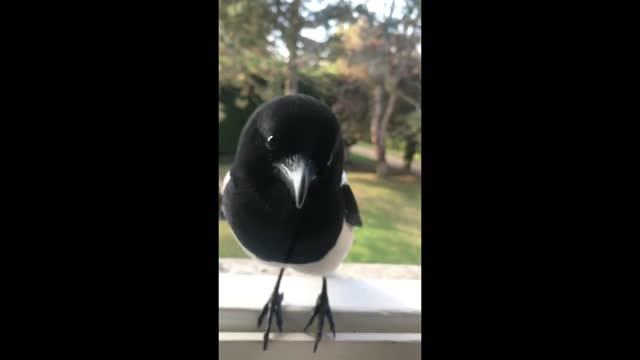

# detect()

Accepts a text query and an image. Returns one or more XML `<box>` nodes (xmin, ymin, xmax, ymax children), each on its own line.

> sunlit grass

<box><xmin>218</xmin><ymin>155</ymin><xmax>421</xmax><ymax>264</ymax></box>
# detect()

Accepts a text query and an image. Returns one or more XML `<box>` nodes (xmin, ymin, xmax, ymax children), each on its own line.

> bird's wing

<box><xmin>340</xmin><ymin>172</ymin><xmax>363</xmax><ymax>227</ymax></box>
<box><xmin>219</xmin><ymin>171</ymin><xmax>231</xmax><ymax>221</ymax></box>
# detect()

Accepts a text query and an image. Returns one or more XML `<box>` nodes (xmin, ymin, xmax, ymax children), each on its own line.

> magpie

<box><xmin>219</xmin><ymin>94</ymin><xmax>363</xmax><ymax>352</ymax></box>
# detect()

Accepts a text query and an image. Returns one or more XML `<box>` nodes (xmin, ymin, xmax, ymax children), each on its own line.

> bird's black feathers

<box><xmin>220</xmin><ymin>94</ymin><xmax>362</xmax><ymax>266</ymax></box>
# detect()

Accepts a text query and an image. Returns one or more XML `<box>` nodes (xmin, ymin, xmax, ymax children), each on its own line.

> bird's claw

<box><xmin>257</xmin><ymin>290</ymin><xmax>284</xmax><ymax>351</ymax></box>
<box><xmin>303</xmin><ymin>283</ymin><xmax>335</xmax><ymax>353</ymax></box>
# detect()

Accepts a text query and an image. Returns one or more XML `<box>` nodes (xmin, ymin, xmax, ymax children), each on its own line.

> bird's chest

<box><xmin>223</xmin><ymin>182</ymin><xmax>343</xmax><ymax>264</ymax></box>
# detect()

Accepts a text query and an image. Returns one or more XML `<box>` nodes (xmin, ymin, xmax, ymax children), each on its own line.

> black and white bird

<box><xmin>219</xmin><ymin>94</ymin><xmax>363</xmax><ymax>352</ymax></box>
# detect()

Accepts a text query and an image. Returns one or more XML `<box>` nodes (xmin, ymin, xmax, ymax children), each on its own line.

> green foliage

<box><xmin>298</xmin><ymin>69</ymin><xmax>370</xmax><ymax>146</ymax></box>
<box><xmin>218</xmin><ymin>102</ymin><xmax>226</xmax><ymax>123</ymax></box>
<box><xmin>329</xmin><ymin>77</ymin><xmax>370</xmax><ymax>146</ymax></box>
<box><xmin>219</xmin><ymin>0</ymin><xmax>284</xmax><ymax>122</ymax></box>
<box><xmin>219</xmin><ymin>0</ymin><xmax>422</xmax><ymax>158</ymax></box>
<box><xmin>391</xmin><ymin>111</ymin><xmax>421</xmax><ymax>142</ymax></box>
<box><xmin>218</xmin><ymin>85</ymin><xmax>264</xmax><ymax>155</ymax></box>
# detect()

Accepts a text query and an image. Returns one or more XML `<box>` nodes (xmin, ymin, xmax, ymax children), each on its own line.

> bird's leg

<box><xmin>303</xmin><ymin>277</ymin><xmax>335</xmax><ymax>353</ymax></box>
<box><xmin>257</xmin><ymin>267</ymin><xmax>285</xmax><ymax>351</ymax></box>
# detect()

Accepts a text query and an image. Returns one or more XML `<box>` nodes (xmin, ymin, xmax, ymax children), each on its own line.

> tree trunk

<box><xmin>284</xmin><ymin>0</ymin><xmax>302</xmax><ymax>95</ymax></box>
<box><xmin>403</xmin><ymin>138</ymin><xmax>417</xmax><ymax>173</ymax></box>
<box><xmin>376</xmin><ymin>91</ymin><xmax>398</xmax><ymax>177</ymax></box>
<box><xmin>370</xmin><ymin>82</ymin><xmax>384</xmax><ymax>145</ymax></box>
<box><xmin>285</xmin><ymin>49</ymin><xmax>298</xmax><ymax>95</ymax></box>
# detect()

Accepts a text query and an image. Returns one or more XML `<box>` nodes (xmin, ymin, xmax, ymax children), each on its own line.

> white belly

<box><xmin>227</xmin><ymin>221</ymin><xmax>354</xmax><ymax>276</ymax></box>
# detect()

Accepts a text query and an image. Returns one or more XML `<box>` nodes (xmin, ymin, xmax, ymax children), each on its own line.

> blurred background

<box><xmin>219</xmin><ymin>0</ymin><xmax>421</xmax><ymax>266</ymax></box>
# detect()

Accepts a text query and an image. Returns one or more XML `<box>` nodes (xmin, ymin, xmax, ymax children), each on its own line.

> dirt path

<box><xmin>350</xmin><ymin>144</ymin><xmax>421</xmax><ymax>176</ymax></box>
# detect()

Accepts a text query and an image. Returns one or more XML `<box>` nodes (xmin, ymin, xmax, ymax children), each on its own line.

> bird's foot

<box><xmin>257</xmin><ymin>289</ymin><xmax>284</xmax><ymax>351</ymax></box>
<box><xmin>303</xmin><ymin>278</ymin><xmax>335</xmax><ymax>353</ymax></box>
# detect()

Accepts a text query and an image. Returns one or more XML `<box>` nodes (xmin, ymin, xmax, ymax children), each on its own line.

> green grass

<box><xmin>356</xmin><ymin>141</ymin><xmax>421</xmax><ymax>160</ymax></box>
<box><xmin>349</xmin><ymin>152</ymin><xmax>377</xmax><ymax>168</ymax></box>
<box><xmin>218</xmin><ymin>156</ymin><xmax>421</xmax><ymax>264</ymax></box>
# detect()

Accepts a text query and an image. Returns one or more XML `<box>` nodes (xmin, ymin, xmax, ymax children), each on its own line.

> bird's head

<box><xmin>234</xmin><ymin>95</ymin><xmax>343</xmax><ymax>209</ymax></box>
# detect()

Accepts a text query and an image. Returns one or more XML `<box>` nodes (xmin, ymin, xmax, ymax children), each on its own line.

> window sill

<box><xmin>219</xmin><ymin>272</ymin><xmax>421</xmax><ymax>359</ymax></box>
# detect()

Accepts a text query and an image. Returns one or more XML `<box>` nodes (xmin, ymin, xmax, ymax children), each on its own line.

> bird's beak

<box><xmin>274</xmin><ymin>156</ymin><xmax>314</xmax><ymax>209</ymax></box>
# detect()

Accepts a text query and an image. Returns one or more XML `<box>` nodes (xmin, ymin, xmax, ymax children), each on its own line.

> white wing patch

<box><xmin>341</xmin><ymin>171</ymin><xmax>348</xmax><ymax>186</ymax></box>
<box><xmin>221</xmin><ymin>171</ymin><xmax>231</xmax><ymax>193</ymax></box>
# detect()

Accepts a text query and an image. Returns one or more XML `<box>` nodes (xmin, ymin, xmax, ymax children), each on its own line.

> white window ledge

<box><xmin>219</xmin><ymin>332</ymin><xmax>421</xmax><ymax>359</ymax></box>
<box><xmin>219</xmin><ymin>273</ymin><xmax>421</xmax><ymax>359</ymax></box>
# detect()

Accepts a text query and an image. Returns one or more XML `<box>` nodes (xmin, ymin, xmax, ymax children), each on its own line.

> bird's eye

<box><xmin>266</xmin><ymin>136</ymin><xmax>276</xmax><ymax>150</ymax></box>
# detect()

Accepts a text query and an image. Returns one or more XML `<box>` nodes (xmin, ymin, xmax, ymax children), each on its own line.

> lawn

<box><xmin>356</xmin><ymin>141</ymin><xmax>421</xmax><ymax>160</ymax></box>
<box><xmin>218</xmin><ymin>153</ymin><xmax>421</xmax><ymax>265</ymax></box>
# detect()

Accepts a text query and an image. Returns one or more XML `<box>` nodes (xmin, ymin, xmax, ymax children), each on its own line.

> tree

<box><xmin>298</xmin><ymin>67</ymin><xmax>369</xmax><ymax>162</ymax></box>
<box><xmin>300</xmin><ymin>14</ymin><xmax>373</xmax><ymax>161</ymax></box>
<box><xmin>346</xmin><ymin>0</ymin><xmax>421</xmax><ymax>176</ymax></box>
<box><xmin>219</xmin><ymin>0</ymin><xmax>282</xmax><ymax>120</ymax></box>
<box><xmin>330</xmin><ymin>76</ymin><xmax>370</xmax><ymax>162</ymax></box>
<box><xmin>269</xmin><ymin>0</ymin><xmax>356</xmax><ymax>95</ymax></box>
<box><xmin>218</xmin><ymin>0</ymin><xmax>422</xmax><ymax>169</ymax></box>
<box><xmin>219</xmin><ymin>0</ymin><xmax>358</xmax><ymax>102</ymax></box>
<box><xmin>390</xmin><ymin>109</ymin><xmax>421</xmax><ymax>172</ymax></box>
<box><xmin>375</xmin><ymin>0</ymin><xmax>421</xmax><ymax>176</ymax></box>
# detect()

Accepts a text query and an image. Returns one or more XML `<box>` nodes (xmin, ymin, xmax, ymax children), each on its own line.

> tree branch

<box><xmin>274</xmin><ymin>0</ymin><xmax>287</xmax><ymax>19</ymax></box>
<box><xmin>397</xmin><ymin>88</ymin><xmax>421</xmax><ymax>112</ymax></box>
<box><xmin>386</xmin><ymin>0</ymin><xmax>396</xmax><ymax>22</ymax></box>
<box><xmin>272</xmin><ymin>0</ymin><xmax>288</xmax><ymax>33</ymax></box>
